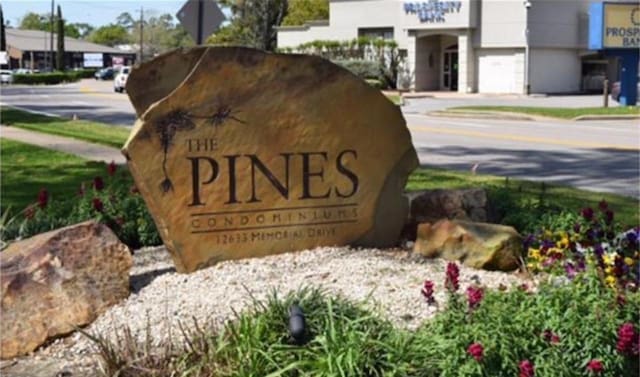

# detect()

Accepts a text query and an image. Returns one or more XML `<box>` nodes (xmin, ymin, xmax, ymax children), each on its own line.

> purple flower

<box><xmin>37</xmin><ymin>188</ymin><xmax>48</xmax><ymax>209</ymax></box>
<box><xmin>564</xmin><ymin>262</ymin><xmax>577</xmax><ymax>279</ymax></box>
<box><xmin>598</xmin><ymin>199</ymin><xmax>608</xmax><ymax>211</ymax></box>
<box><xmin>573</xmin><ymin>223</ymin><xmax>581</xmax><ymax>233</ymax></box>
<box><xmin>581</xmin><ymin>207</ymin><xmax>594</xmax><ymax>221</ymax></box>
<box><xmin>605</xmin><ymin>210</ymin><xmax>614</xmax><ymax>225</ymax></box>
<box><xmin>93</xmin><ymin>176</ymin><xmax>104</xmax><ymax>191</ymax></box>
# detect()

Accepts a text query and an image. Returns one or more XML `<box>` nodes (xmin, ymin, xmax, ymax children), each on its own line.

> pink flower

<box><xmin>37</xmin><ymin>188</ymin><xmax>48</xmax><ymax>209</ymax></box>
<box><xmin>617</xmin><ymin>323</ymin><xmax>638</xmax><ymax>355</ymax></box>
<box><xmin>586</xmin><ymin>359</ymin><xmax>603</xmax><ymax>374</ymax></box>
<box><xmin>542</xmin><ymin>329</ymin><xmax>560</xmax><ymax>344</ymax></box>
<box><xmin>467</xmin><ymin>343</ymin><xmax>484</xmax><ymax>362</ymax></box>
<box><xmin>421</xmin><ymin>280</ymin><xmax>436</xmax><ymax>304</ymax></box>
<box><xmin>519</xmin><ymin>360</ymin><xmax>535</xmax><ymax>377</ymax></box>
<box><xmin>107</xmin><ymin>160</ymin><xmax>117</xmax><ymax>177</ymax></box>
<box><xmin>466</xmin><ymin>285</ymin><xmax>484</xmax><ymax>310</ymax></box>
<box><xmin>445</xmin><ymin>262</ymin><xmax>460</xmax><ymax>292</ymax></box>
<box><xmin>93</xmin><ymin>176</ymin><xmax>104</xmax><ymax>191</ymax></box>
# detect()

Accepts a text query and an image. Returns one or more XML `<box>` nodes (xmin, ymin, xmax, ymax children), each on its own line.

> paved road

<box><xmin>2</xmin><ymin>80</ymin><xmax>638</xmax><ymax>198</ymax></box>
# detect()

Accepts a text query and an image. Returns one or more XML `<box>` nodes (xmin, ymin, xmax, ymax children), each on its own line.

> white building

<box><xmin>277</xmin><ymin>0</ymin><xmax>622</xmax><ymax>94</ymax></box>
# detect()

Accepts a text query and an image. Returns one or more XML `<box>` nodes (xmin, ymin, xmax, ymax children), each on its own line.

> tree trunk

<box><xmin>56</xmin><ymin>5</ymin><xmax>65</xmax><ymax>71</ymax></box>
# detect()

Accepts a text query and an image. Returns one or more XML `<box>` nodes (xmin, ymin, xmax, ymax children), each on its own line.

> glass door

<box><xmin>443</xmin><ymin>50</ymin><xmax>459</xmax><ymax>91</ymax></box>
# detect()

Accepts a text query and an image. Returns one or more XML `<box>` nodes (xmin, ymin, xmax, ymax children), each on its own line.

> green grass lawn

<box><xmin>408</xmin><ymin>167</ymin><xmax>639</xmax><ymax>229</ymax></box>
<box><xmin>385</xmin><ymin>93</ymin><xmax>402</xmax><ymax>105</ymax></box>
<box><xmin>0</xmin><ymin>139</ymin><xmax>109</xmax><ymax>214</ymax></box>
<box><xmin>1</xmin><ymin>107</ymin><xmax>130</xmax><ymax>148</ymax></box>
<box><xmin>448</xmin><ymin>106</ymin><xmax>640</xmax><ymax>119</ymax></box>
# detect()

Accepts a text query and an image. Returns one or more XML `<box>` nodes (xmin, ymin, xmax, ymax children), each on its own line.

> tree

<box><xmin>116</xmin><ymin>12</ymin><xmax>135</xmax><ymax>30</ymax></box>
<box><xmin>56</xmin><ymin>5</ymin><xmax>64</xmax><ymax>70</ymax></box>
<box><xmin>282</xmin><ymin>0</ymin><xmax>328</xmax><ymax>26</ymax></box>
<box><xmin>1</xmin><ymin>4</ymin><xmax>6</xmax><ymax>52</ymax></box>
<box><xmin>63</xmin><ymin>24</ymin><xmax>80</xmax><ymax>39</ymax></box>
<box><xmin>88</xmin><ymin>24</ymin><xmax>130</xmax><ymax>46</ymax></box>
<box><xmin>20</xmin><ymin>12</ymin><xmax>49</xmax><ymax>31</ymax></box>
<box><xmin>71</xmin><ymin>23</ymin><xmax>94</xmax><ymax>39</ymax></box>
<box><xmin>208</xmin><ymin>0</ymin><xmax>288</xmax><ymax>51</ymax></box>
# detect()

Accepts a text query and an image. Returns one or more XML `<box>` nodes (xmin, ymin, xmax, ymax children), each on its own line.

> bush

<box><xmin>332</xmin><ymin>59</ymin><xmax>382</xmax><ymax>80</ymax></box>
<box><xmin>1</xmin><ymin>162</ymin><xmax>161</xmax><ymax>249</ymax></box>
<box><xmin>12</xmin><ymin>71</ymin><xmax>84</xmax><ymax>85</ymax></box>
<box><xmin>365</xmin><ymin>78</ymin><xmax>384</xmax><ymax>89</ymax></box>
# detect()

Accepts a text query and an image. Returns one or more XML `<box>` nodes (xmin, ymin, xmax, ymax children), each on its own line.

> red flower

<box><xmin>93</xmin><ymin>176</ymin><xmax>104</xmax><ymax>191</ymax></box>
<box><xmin>617</xmin><ymin>323</ymin><xmax>638</xmax><ymax>355</ymax></box>
<box><xmin>466</xmin><ymin>285</ymin><xmax>484</xmax><ymax>310</ymax></box>
<box><xmin>598</xmin><ymin>199</ymin><xmax>608</xmax><ymax>211</ymax></box>
<box><xmin>519</xmin><ymin>360</ymin><xmax>535</xmax><ymax>377</ymax></box>
<box><xmin>581</xmin><ymin>207</ymin><xmax>594</xmax><ymax>221</ymax></box>
<box><xmin>92</xmin><ymin>198</ymin><xmax>104</xmax><ymax>212</ymax></box>
<box><xmin>586</xmin><ymin>359</ymin><xmax>603</xmax><ymax>374</ymax></box>
<box><xmin>24</xmin><ymin>206</ymin><xmax>35</xmax><ymax>220</ymax></box>
<box><xmin>107</xmin><ymin>160</ymin><xmax>117</xmax><ymax>177</ymax></box>
<box><xmin>445</xmin><ymin>262</ymin><xmax>460</xmax><ymax>292</ymax></box>
<box><xmin>467</xmin><ymin>343</ymin><xmax>484</xmax><ymax>362</ymax></box>
<box><xmin>421</xmin><ymin>280</ymin><xmax>436</xmax><ymax>304</ymax></box>
<box><xmin>37</xmin><ymin>188</ymin><xmax>48</xmax><ymax>209</ymax></box>
<box><xmin>542</xmin><ymin>329</ymin><xmax>560</xmax><ymax>344</ymax></box>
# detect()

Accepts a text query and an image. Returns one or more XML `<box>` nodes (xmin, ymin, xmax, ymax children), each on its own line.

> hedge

<box><xmin>12</xmin><ymin>70</ymin><xmax>95</xmax><ymax>85</ymax></box>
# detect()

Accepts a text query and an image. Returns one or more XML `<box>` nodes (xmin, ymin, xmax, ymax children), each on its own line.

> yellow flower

<box><xmin>556</xmin><ymin>235</ymin><xmax>570</xmax><ymax>249</ymax></box>
<box><xmin>605</xmin><ymin>275</ymin><xmax>617</xmax><ymax>288</ymax></box>
<box><xmin>603</xmin><ymin>254</ymin><xmax>613</xmax><ymax>266</ymax></box>
<box><xmin>624</xmin><ymin>257</ymin><xmax>634</xmax><ymax>266</ymax></box>
<box><xmin>605</xmin><ymin>266</ymin><xmax>614</xmax><ymax>275</ymax></box>
<box><xmin>529</xmin><ymin>248</ymin><xmax>541</xmax><ymax>260</ymax></box>
<box><xmin>544</xmin><ymin>230</ymin><xmax>553</xmax><ymax>239</ymax></box>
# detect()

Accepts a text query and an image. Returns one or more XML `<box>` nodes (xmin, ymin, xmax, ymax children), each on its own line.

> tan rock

<box><xmin>123</xmin><ymin>46</ymin><xmax>418</xmax><ymax>273</ymax></box>
<box><xmin>0</xmin><ymin>221</ymin><xmax>132</xmax><ymax>359</ymax></box>
<box><xmin>413</xmin><ymin>220</ymin><xmax>523</xmax><ymax>271</ymax></box>
<box><xmin>408</xmin><ymin>188</ymin><xmax>489</xmax><ymax>224</ymax></box>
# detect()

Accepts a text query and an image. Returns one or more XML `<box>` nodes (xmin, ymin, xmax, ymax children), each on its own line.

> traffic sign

<box><xmin>177</xmin><ymin>0</ymin><xmax>225</xmax><ymax>44</ymax></box>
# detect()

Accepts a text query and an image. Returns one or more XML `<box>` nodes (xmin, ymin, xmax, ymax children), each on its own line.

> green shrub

<box><xmin>12</xmin><ymin>71</ymin><xmax>84</xmax><ymax>85</ymax></box>
<box><xmin>365</xmin><ymin>78</ymin><xmax>385</xmax><ymax>89</ymax></box>
<box><xmin>333</xmin><ymin>59</ymin><xmax>382</xmax><ymax>80</ymax></box>
<box><xmin>1</xmin><ymin>162</ymin><xmax>161</xmax><ymax>249</ymax></box>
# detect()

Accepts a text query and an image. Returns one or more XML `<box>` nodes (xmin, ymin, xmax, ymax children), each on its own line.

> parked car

<box><xmin>113</xmin><ymin>66</ymin><xmax>131</xmax><ymax>93</ymax></box>
<box><xmin>610</xmin><ymin>79</ymin><xmax>640</xmax><ymax>103</ymax></box>
<box><xmin>94</xmin><ymin>67</ymin><xmax>114</xmax><ymax>80</ymax></box>
<box><xmin>13</xmin><ymin>68</ymin><xmax>39</xmax><ymax>74</ymax></box>
<box><xmin>0</xmin><ymin>70</ymin><xmax>13</xmax><ymax>84</ymax></box>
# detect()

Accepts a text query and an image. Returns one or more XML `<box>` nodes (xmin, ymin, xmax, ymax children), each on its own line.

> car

<box><xmin>13</xmin><ymin>68</ymin><xmax>39</xmax><ymax>75</ymax></box>
<box><xmin>113</xmin><ymin>66</ymin><xmax>131</xmax><ymax>93</ymax></box>
<box><xmin>610</xmin><ymin>79</ymin><xmax>640</xmax><ymax>103</ymax></box>
<box><xmin>0</xmin><ymin>70</ymin><xmax>12</xmax><ymax>84</ymax></box>
<box><xmin>94</xmin><ymin>67</ymin><xmax>114</xmax><ymax>80</ymax></box>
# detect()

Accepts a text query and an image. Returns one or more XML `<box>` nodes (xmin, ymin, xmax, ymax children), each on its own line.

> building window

<box><xmin>358</xmin><ymin>27</ymin><xmax>394</xmax><ymax>40</ymax></box>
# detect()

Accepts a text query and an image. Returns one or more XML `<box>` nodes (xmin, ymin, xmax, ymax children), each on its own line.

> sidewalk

<box><xmin>0</xmin><ymin>126</ymin><xmax>126</xmax><ymax>164</ymax></box>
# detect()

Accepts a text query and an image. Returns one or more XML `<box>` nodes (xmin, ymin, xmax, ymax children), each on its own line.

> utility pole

<box><xmin>139</xmin><ymin>6</ymin><xmax>144</xmax><ymax>64</ymax></box>
<box><xmin>50</xmin><ymin>0</ymin><xmax>54</xmax><ymax>71</ymax></box>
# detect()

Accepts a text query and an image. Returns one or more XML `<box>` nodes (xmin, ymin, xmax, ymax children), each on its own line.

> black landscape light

<box><xmin>288</xmin><ymin>304</ymin><xmax>307</xmax><ymax>345</ymax></box>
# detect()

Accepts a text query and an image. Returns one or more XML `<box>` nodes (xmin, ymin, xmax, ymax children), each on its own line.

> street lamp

<box><xmin>524</xmin><ymin>1</ymin><xmax>531</xmax><ymax>95</ymax></box>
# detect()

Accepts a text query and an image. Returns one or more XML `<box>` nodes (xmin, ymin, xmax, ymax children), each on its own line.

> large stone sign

<box><xmin>123</xmin><ymin>47</ymin><xmax>418</xmax><ymax>273</ymax></box>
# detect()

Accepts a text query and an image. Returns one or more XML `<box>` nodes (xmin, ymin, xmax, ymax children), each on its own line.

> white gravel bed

<box><xmin>75</xmin><ymin>246</ymin><xmax>525</xmax><ymax>353</ymax></box>
<box><xmin>13</xmin><ymin>246</ymin><xmax>529</xmax><ymax>376</ymax></box>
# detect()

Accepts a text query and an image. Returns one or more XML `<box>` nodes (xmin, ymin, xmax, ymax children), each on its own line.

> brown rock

<box><xmin>0</xmin><ymin>221</ymin><xmax>132</xmax><ymax>359</ymax></box>
<box><xmin>123</xmin><ymin>46</ymin><xmax>418</xmax><ymax>273</ymax></box>
<box><xmin>408</xmin><ymin>188</ymin><xmax>489</xmax><ymax>224</ymax></box>
<box><xmin>413</xmin><ymin>220</ymin><xmax>523</xmax><ymax>271</ymax></box>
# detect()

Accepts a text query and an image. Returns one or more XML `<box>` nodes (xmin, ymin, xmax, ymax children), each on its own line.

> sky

<box><xmin>2</xmin><ymin>0</ymin><xmax>197</xmax><ymax>28</ymax></box>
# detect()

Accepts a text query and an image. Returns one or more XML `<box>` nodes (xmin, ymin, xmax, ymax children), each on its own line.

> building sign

<box><xmin>83</xmin><ymin>53</ymin><xmax>103</xmax><ymax>68</ymax></box>
<box><xmin>404</xmin><ymin>1</ymin><xmax>462</xmax><ymax>23</ymax></box>
<box><xmin>122</xmin><ymin>47</ymin><xmax>418</xmax><ymax>273</ymax></box>
<box><xmin>603</xmin><ymin>3</ymin><xmax>640</xmax><ymax>48</ymax></box>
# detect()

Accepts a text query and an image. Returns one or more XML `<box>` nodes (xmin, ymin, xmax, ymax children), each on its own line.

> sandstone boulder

<box><xmin>413</xmin><ymin>220</ymin><xmax>523</xmax><ymax>271</ymax></box>
<box><xmin>123</xmin><ymin>47</ymin><xmax>418</xmax><ymax>273</ymax></box>
<box><xmin>408</xmin><ymin>188</ymin><xmax>489</xmax><ymax>224</ymax></box>
<box><xmin>1</xmin><ymin>221</ymin><xmax>132</xmax><ymax>359</ymax></box>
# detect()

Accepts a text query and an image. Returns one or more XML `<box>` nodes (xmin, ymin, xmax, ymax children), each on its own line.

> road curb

<box><xmin>572</xmin><ymin>114</ymin><xmax>640</xmax><ymax>121</ymax></box>
<box><xmin>427</xmin><ymin>110</ymin><xmax>540</xmax><ymax>121</ymax></box>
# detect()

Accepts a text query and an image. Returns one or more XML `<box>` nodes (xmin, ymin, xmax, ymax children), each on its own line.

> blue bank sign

<box><xmin>589</xmin><ymin>2</ymin><xmax>639</xmax><ymax>105</ymax></box>
<box><xmin>404</xmin><ymin>1</ymin><xmax>462</xmax><ymax>23</ymax></box>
